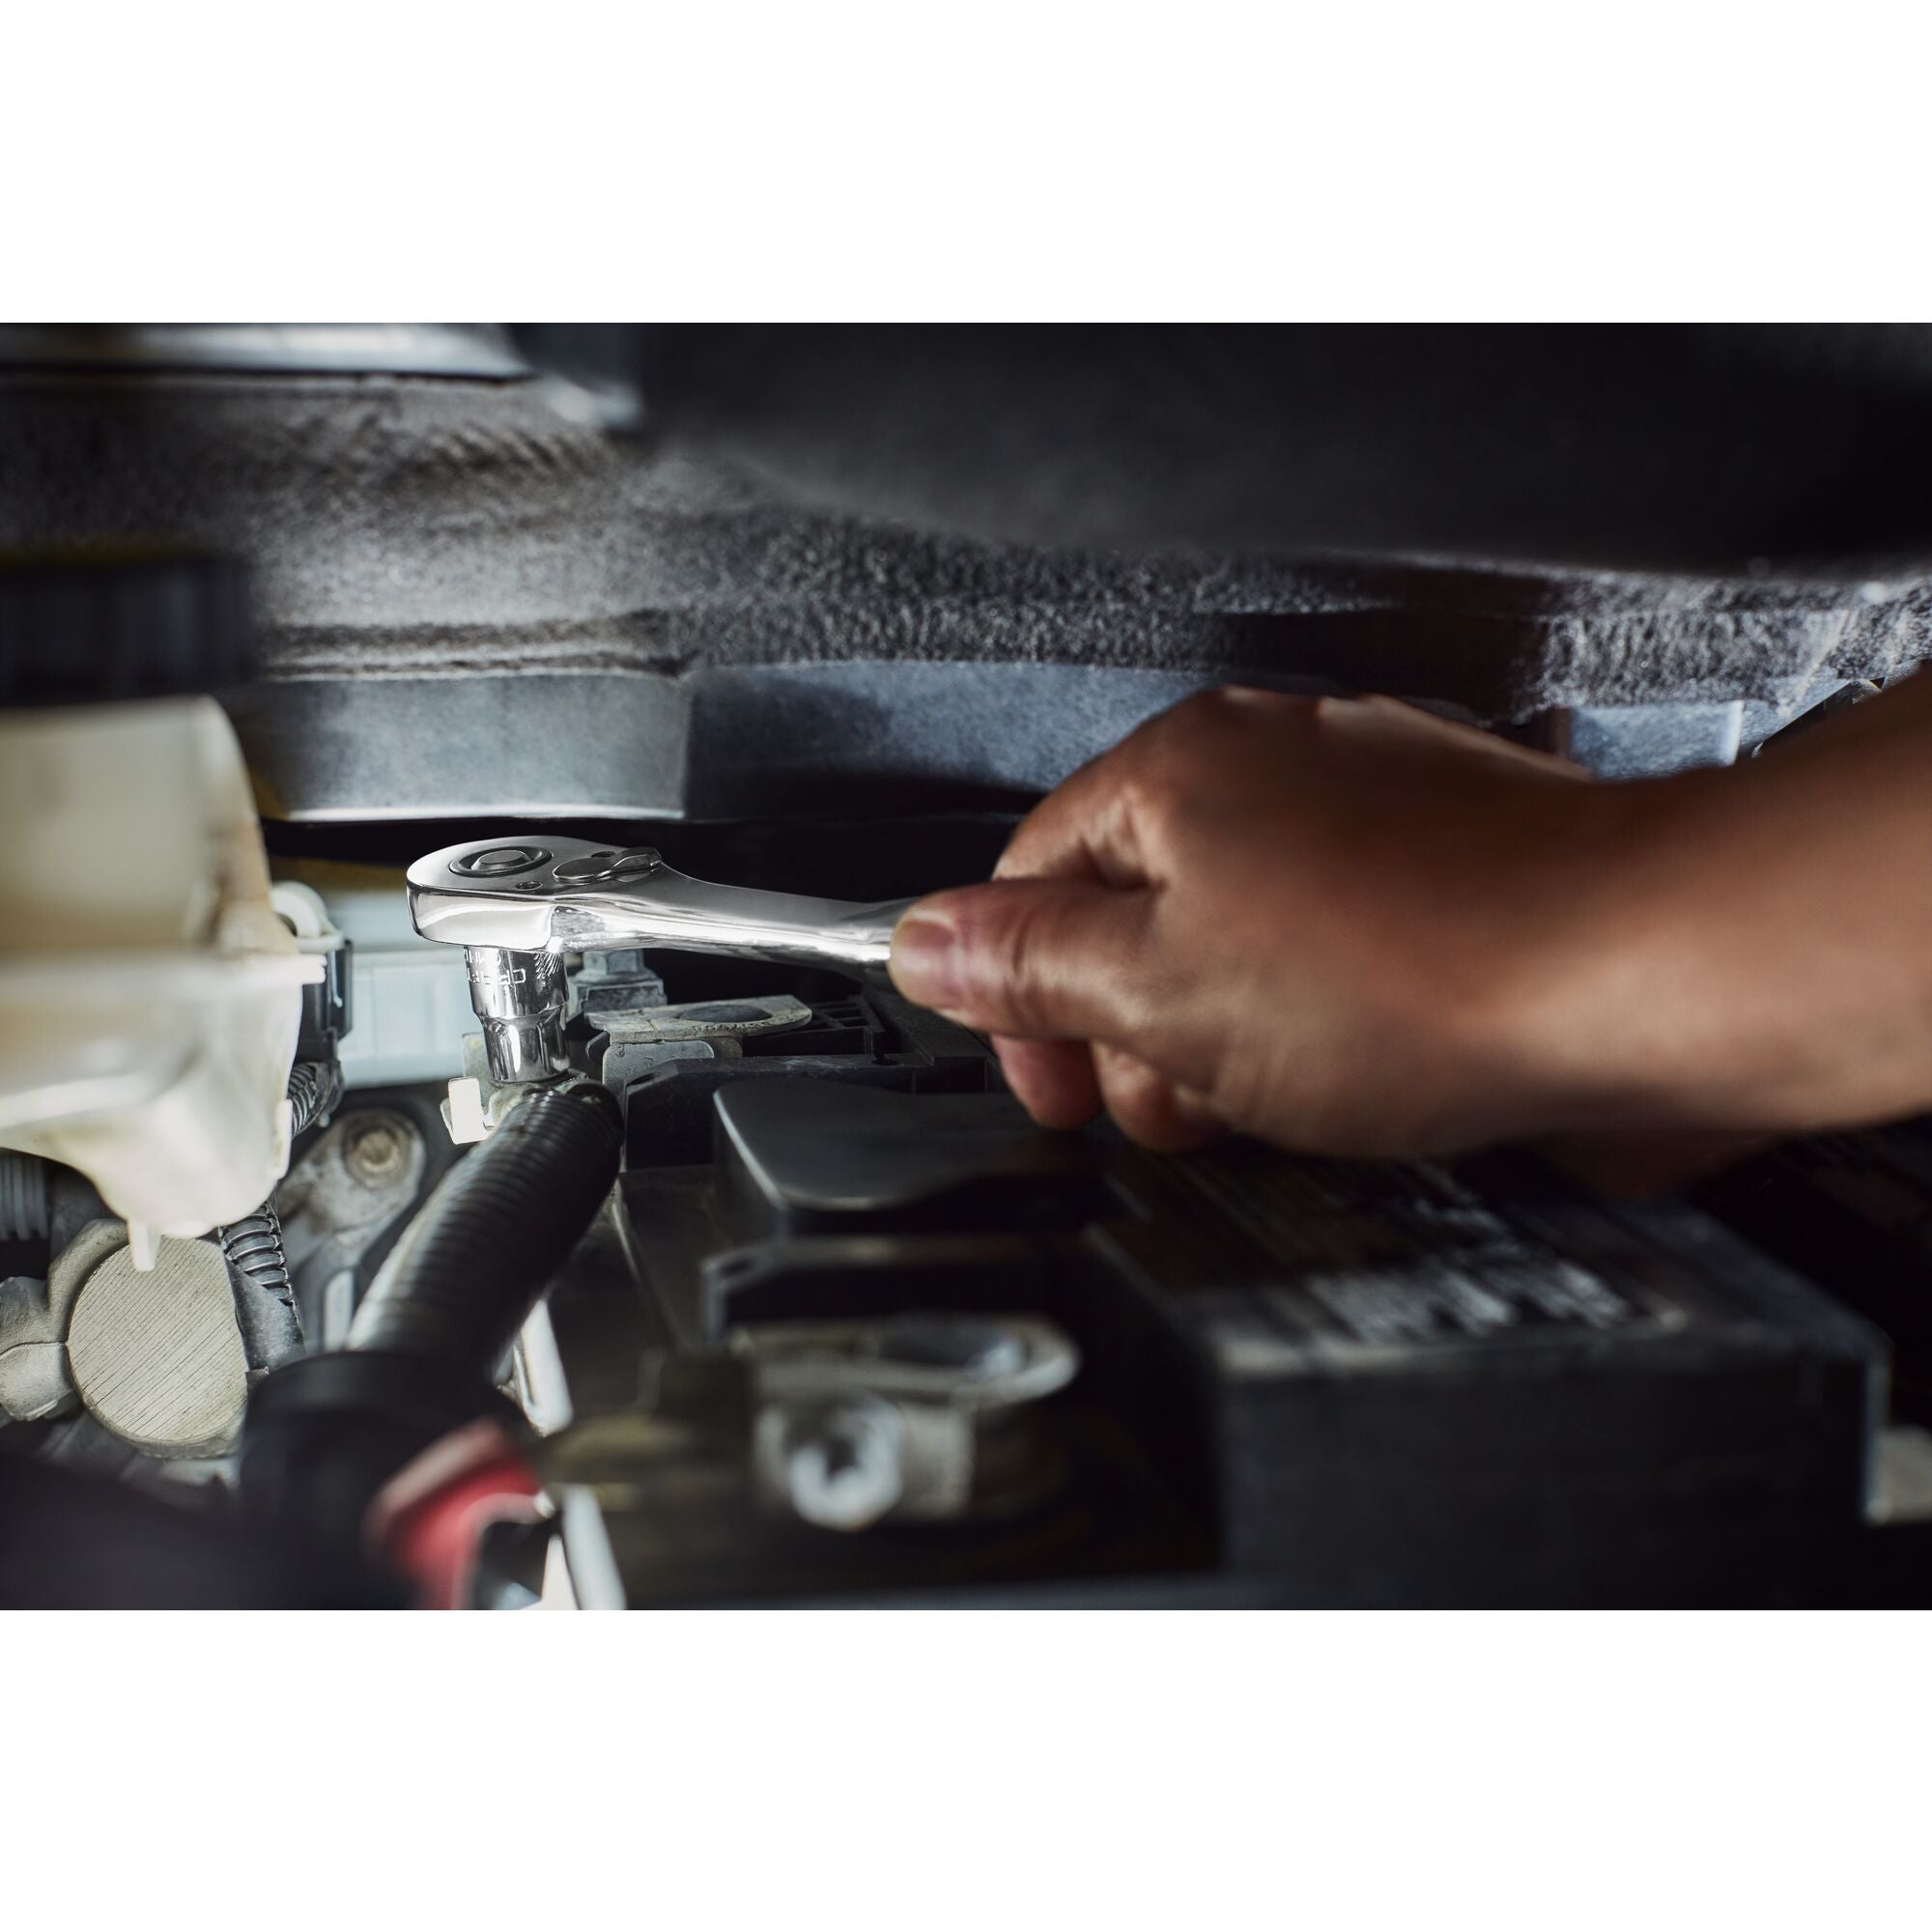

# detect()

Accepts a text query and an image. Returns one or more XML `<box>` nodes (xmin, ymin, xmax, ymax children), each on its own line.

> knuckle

<box><xmin>1113</xmin><ymin>764</ymin><xmax>1179</xmax><ymax>840</ymax></box>
<box><xmin>993</xmin><ymin>805</ymin><xmax>1057</xmax><ymax>881</ymax></box>
<box><xmin>1095</xmin><ymin>1046</ymin><xmax>1207</xmax><ymax>1153</ymax></box>
<box><xmin>1128</xmin><ymin>685</ymin><xmax>1303</xmax><ymax>787</ymax></box>
<box><xmin>1143</xmin><ymin>686</ymin><xmax>1247</xmax><ymax>752</ymax></box>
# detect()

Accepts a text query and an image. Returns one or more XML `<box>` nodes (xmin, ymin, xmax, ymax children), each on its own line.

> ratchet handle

<box><xmin>407</xmin><ymin>834</ymin><xmax>922</xmax><ymax>985</ymax></box>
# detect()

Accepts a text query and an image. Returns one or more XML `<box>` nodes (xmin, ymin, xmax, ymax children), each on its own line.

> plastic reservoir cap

<box><xmin>67</xmin><ymin>1236</ymin><xmax>248</xmax><ymax>1456</ymax></box>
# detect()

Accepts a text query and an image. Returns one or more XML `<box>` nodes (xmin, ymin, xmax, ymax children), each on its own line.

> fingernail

<box><xmin>890</xmin><ymin>908</ymin><xmax>965</xmax><ymax>1011</ymax></box>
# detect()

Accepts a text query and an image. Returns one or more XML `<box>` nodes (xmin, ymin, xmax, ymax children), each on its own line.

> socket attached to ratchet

<box><xmin>407</xmin><ymin>836</ymin><xmax>919</xmax><ymax>1086</ymax></box>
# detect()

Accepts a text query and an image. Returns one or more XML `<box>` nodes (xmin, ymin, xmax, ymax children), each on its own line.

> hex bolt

<box><xmin>342</xmin><ymin>1115</ymin><xmax>414</xmax><ymax>1189</ymax></box>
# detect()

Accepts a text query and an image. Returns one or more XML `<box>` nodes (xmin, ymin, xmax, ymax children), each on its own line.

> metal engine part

<box><xmin>275</xmin><ymin>1105</ymin><xmax>432</xmax><ymax>1349</ymax></box>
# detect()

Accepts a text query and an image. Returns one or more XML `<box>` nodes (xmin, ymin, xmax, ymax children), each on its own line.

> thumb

<box><xmin>888</xmin><ymin>878</ymin><xmax>1156</xmax><ymax>1042</ymax></box>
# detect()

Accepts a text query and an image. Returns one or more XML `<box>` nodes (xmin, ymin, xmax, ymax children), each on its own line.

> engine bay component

<box><xmin>215</xmin><ymin>1058</ymin><xmax>345</xmax><ymax>1373</ymax></box>
<box><xmin>0</xmin><ymin>690</ymin><xmax>320</xmax><ymax>1250</ymax></box>
<box><xmin>274</xmin><ymin>1102</ymin><xmax>434</xmax><ymax>1349</ymax></box>
<box><xmin>346</xmin><ymin>1081</ymin><xmax>620</xmax><ymax>1367</ymax></box>
<box><xmin>0</xmin><ymin>1217</ymin><xmax>249</xmax><ymax>1455</ymax></box>
<box><xmin>13</xmin><ymin>327</ymin><xmax>1932</xmax><ymax>838</ymax></box>
<box><xmin>440</xmin><ymin>978</ymin><xmax>1898</xmax><ymax>1609</ymax></box>
<box><xmin>260</xmin><ymin>861</ymin><xmax>472</xmax><ymax>1093</ymax></box>
<box><xmin>65</xmin><ymin>1233</ymin><xmax>249</xmax><ymax>1457</ymax></box>
<box><xmin>742</xmin><ymin>1314</ymin><xmax>1080</xmax><ymax>1530</ymax></box>
<box><xmin>216</xmin><ymin>1205</ymin><xmax>301</xmax><ymax>1370</ymax></box>
<box><xmin>411</xmin><ymin>834</ymin><xmax>918</xmax><ymax>1090</ymax></box>
<box><xmin>0</xmin><ymin>1151</ymin><xmax>50</xmax><ymax>1242</ymax></box>
<box><xmin>5</xmin><ymin>327</ymin><xmax>1931</xmax><ymax>1612</ymax></box>
<box><xmin>242</xmin><ymin>1082</ymin><xmax>622</xmax><ymax>1559</ymax></box>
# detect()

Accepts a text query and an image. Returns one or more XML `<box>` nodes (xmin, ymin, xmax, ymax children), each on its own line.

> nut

<box><xmin>342</xmin><ymin>1114</ymin><xmax>412</xmax><ymax>1187</ymax></box>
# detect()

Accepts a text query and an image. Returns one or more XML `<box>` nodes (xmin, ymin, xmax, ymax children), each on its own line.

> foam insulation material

<box><xmin>2</xmin><ymin>365</ymin><xmax>1926</xmax><ymax>733</ymax></box>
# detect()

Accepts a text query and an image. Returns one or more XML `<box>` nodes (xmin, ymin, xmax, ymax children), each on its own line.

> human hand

<box><xmin>886</xmin><ymin>677</ymin><xmax>1932</xmax><ymax>1163</ymax></box>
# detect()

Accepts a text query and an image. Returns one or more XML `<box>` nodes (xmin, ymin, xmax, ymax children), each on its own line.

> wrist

<box><xmin>1470</xmin><ymin>767</ymin><xmax>1779</xmax><ymax>1140</ymax></box>
<box><xmin>1516</xmin><ymin>751</ymin><xmax>1932</xmax><ymax>1140</ymax></box>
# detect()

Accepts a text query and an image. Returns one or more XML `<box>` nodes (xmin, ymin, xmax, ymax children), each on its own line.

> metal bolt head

<box><xmin>342</xmin><ymin>1114</ymin><xmax>413</xmax><ymax>1188</ymax></box>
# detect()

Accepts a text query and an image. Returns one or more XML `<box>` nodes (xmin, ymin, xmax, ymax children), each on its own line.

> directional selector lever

<box><xmin>407</xmin><ymin>835</ymin><xmax>919</xmax><ymax>1085</ymax></box>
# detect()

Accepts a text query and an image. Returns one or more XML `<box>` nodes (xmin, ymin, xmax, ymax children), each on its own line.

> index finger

<box><xmin>993</xmin><ymin>737</ymin><xmax>1142</xmax><ymax>886</ymax></box>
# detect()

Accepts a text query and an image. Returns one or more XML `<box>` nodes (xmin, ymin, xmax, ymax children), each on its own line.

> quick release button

<box><xmin>554</xmin><ymin>849</ymin><xmax>622</xmax><ymax>882</ymax></box>
<box><xmin>449</xmin><ymin>845</ymin><xmax>553</xmax><ymax>878</ymax></box>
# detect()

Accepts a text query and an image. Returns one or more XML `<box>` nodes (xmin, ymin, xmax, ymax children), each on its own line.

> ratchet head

<box><xmin>407</xmin><ymin>838</ymin><xmax>667</xmax><ymax>952</ymax></box>
<box><xmin>407</xmin><ymin>834</ymin><xmax>917</xmax><ymax>981</ymax></box>
<box><xmin>410</xmin><ymin>840</ymin><xmax>668</xmax><ymax>1086</ymax></box>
